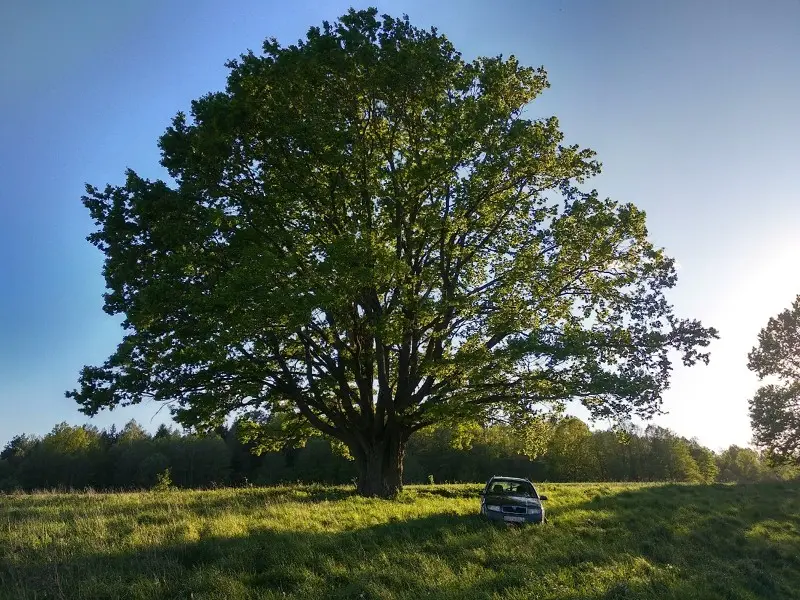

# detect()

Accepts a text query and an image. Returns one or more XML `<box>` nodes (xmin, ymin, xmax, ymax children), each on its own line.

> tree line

<box><xmin>1</xmin><ymin>417</ymin><xmax>794</xmax><ymax>492</ymax></box>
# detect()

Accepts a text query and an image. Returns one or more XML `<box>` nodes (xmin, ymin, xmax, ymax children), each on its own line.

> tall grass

<box><xmin>2</xmin><ymin>482</ymin><xmax>799</xmax><ymax>599</ymax></box>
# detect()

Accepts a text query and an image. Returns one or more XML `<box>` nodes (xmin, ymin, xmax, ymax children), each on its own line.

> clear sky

<box><xmin>1</xmin><ymin>0</ymin><xmax>798</xmax><ymax>451</ymax></box>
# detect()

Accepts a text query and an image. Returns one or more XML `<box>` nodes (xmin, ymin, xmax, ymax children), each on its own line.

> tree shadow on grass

<box><xmin>407</xmin><ymin>485</ymin><xmax>482</xmax><ymax>499</ymax></box>
<box><xmin>571</xmin><ymin>482</ymin><xmax>800</xmax><ymax>599</ymax></box>
<box><xmin>5</xmin><ymin>512</ymin><xmax>497</xmax><ymax>600</ymax></box>
<box><xmin>2</xmin><ymin>482</ymin><xmax>800</xmax><ymax>599</ymax></box>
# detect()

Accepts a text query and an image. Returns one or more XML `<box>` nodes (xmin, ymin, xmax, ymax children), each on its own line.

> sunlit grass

<box><xmin>2</xmin><ymin>482</ymin><xmax>799</xmax><ymax>599</ymax></box>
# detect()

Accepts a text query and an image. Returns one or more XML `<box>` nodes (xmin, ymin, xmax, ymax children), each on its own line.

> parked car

<box><xmin>479</xmin><ymin>476</ymin><xmax>548</xmax><ymax>524</ymax></box>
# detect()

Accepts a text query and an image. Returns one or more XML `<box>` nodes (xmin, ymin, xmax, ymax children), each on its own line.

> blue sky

<box><xmin>1</xmin><ymin>0</ymin><xmax>798</xmax><ymax>450</ymax></box>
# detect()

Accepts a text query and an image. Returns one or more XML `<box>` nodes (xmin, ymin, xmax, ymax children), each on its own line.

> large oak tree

<box><xmin>69</xmin><ymin>9</ymin><xmax>716</xmax><ymax>496</ymax></box>
<box><xmin>748</xmin><ymin>295</ymin><xmax>800</xmax><ymax>464</ymax></box>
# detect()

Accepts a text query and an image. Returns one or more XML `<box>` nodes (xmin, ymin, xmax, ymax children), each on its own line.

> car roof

<box><xmin>488</xmin><ymin>476</ymin><xmax>531</xmax><ymax>483</ymax></box>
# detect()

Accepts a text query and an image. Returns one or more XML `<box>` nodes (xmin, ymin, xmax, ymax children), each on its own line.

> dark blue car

<box><xmin>479</xmin><ymin>476</ymin><xmax>548</xmax><ymax>524</ymax></box>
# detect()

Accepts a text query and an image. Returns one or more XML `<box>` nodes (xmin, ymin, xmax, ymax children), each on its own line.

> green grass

<box><xmin>2</xmin><ymin>482</ymin><xmax>800</xmax><ymax>599</ymax></box>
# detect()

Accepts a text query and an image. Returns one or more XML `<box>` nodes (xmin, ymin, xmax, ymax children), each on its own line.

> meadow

<box><xmin>2</xmin><ymin>482</ymin><xmax>799</xmax><ymax>599</ymax></box>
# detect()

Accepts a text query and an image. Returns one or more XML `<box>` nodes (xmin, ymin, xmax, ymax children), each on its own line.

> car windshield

<box><xmin>487</xmin><ymin>479</ymin><xmax>535</xmax><ymax>497</ymax></box>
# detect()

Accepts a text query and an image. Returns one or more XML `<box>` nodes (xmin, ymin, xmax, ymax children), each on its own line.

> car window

<box><xmin>487</xmin><ymin>480</ymin><xmax>535</xmax><ymax>496</ymax></box>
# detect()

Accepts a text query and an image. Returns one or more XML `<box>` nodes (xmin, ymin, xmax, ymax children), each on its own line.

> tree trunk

<box><xmin>353</xmin><ymin>432</ymin><xmax>406</xmax><ymax>498</ymax></box>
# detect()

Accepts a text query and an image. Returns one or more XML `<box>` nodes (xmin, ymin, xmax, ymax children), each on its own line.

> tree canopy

<box><xmin>68</xmin><ymin>8</ymin><xmax>716</xmax><ymax>496</ymax></box>
<box><xmin>748</xmin><ymin>294</ymin><xmax>800</xmax><ymax>464</ymax></box>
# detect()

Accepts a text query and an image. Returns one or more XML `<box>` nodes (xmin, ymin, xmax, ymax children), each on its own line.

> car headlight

<box><xmin>527</xmin><ymin>507</ymin><xmax>542</xmax><ymax>515</ymax></box>
<box><xmin>486</xmin><ymin>504</ymin><xmax>502</xmax><ymax>512</ymax></box>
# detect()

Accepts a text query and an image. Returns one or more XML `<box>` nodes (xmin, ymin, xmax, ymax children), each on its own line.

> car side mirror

<box><xmin>539</xmin><ymin>495</ymin><xmax>548</xmax><ymax>501</ymax></box>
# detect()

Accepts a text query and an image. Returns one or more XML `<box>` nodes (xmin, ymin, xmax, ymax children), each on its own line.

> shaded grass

<box><xmin>2</xmin><ymin>482</ymin><xmax>799</xmax><ymax>599</ymax></box>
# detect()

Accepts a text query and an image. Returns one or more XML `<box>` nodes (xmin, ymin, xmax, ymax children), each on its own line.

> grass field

<box><xmin>2</xmin><ymin>482</ymin><xmax>799</xmax><ymax>599</ymax></box>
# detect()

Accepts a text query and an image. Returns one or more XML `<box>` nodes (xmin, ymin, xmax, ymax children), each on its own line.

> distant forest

<box><xmin>1</xmin><ymin>417</ymin><xmax>795</xmax><ymax>492</ymax></box>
